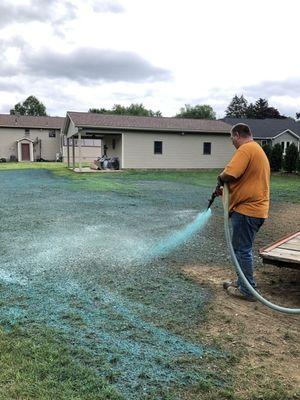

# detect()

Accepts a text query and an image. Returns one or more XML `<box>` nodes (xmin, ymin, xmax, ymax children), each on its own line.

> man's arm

<box><xmin>218</xmin><ymin>171</ymin><xmax>236</xmax><ymax>185</ymax></box>
<box><xmin>213</xmin><ymin>171</ymin><xmax>236</xmax><ymax>197</ymax></box>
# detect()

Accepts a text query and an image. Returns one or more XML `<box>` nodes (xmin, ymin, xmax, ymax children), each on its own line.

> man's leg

<box><xmin>231</xmin><ymin>212</ymin><xmax>264</xmax><ymax>298</ymax></box>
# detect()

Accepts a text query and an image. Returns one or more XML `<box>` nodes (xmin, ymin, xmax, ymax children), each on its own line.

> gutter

<box><xmin>68</xmin><ymin>124</ymin><xmax>231</xmax><ymax>135</ymax></box>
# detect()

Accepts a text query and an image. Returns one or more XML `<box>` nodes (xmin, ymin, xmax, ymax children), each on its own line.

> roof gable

<box><xmin>273</xmin><ymin>129</ymin><xmax>300</xmax><ymax>140</ymax></box>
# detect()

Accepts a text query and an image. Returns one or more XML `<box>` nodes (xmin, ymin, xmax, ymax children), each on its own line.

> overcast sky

<box><xmin>0</xmin><ymin>0</ymin><xmax>299</xmax><ymax>118</ymax></box>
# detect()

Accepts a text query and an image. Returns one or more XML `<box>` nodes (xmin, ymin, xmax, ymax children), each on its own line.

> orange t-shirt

<box><xmin>223</xmin><ymin>141</ymin><xmax>270</xmax><ymax>218</ymax></box>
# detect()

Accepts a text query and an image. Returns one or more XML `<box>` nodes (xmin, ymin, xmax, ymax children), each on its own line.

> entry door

<box><xmin>21</xmin><ymin>143</ymin><xmax>30</xmax><ymax>161</ymax></box>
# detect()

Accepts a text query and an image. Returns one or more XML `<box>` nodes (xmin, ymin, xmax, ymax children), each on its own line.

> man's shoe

<box><xmin>223</xmin><ymin>280</ymin><xmax>238</xmax><ymax>290</ymax></box>
<box><xmin>226</xmin><ymin>286</ymin><xmax>256</xmax><ymax>302</ymax></box>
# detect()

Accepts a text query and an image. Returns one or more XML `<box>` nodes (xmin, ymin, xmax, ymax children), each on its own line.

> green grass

<box><xmin>0</xmin><ymin>162</ymin><xmax>299</xmax><ymax>202</ymax></box>
<box><xmin>0</xmin><ymin>163</ymin><xmax>299</xmax><ymax>399</ymax></box>
<box><xmin>0</xmin><ymin>326</ymin><xmax>122</xmax><ymax>400</ymax></box>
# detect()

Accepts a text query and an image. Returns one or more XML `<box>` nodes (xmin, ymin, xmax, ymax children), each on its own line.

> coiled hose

<box><xmin>223</xmin><ymin>183</ymin><xmax>300</xmax><ymax>315</ymax></box>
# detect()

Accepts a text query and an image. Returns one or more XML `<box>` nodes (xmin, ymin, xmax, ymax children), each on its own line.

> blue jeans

<box><xmin>231</xmin><ymin>212</ymin><xmax>265</xmax><ymax>297</ymax></box>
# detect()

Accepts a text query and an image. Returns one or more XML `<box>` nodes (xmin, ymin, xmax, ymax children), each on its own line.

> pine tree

<box><xmin>245</xmin><ymin>103</ymin><xmax>256</xmax><ymax>118</ymax></box>
<box><xmin>225</xmin><ymin>95</ymin><xmax>248</xmax><ymax>118</ymax></box>
<box><xmin>254</xmin><ymin>98</ymin><xmax>269</xmax><ymax>119</ymax></box>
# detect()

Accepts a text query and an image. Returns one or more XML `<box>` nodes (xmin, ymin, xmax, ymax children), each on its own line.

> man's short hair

<box><xmin>231</xmin><ymin>123</ymin><xmax>252</xmax><ymax>138</ymax></box>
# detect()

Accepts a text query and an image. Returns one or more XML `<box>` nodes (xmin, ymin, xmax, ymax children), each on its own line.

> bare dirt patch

<box><xmin>183</xmin><ymin>261</ymin><xmax>300</xmax><ymax>398</ymax></box>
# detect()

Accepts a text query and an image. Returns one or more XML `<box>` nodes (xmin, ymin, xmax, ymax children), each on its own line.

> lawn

<box><xmin>0</xmin><ymin>163</ymin><xmax>299</xmax><ymax>400</ymax></box>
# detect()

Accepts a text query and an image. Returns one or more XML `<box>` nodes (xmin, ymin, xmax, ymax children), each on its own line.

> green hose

<box><xmin>223</xmin><ymin>183</ymin><xmax>300</xmax><ymax>315</ymax></box>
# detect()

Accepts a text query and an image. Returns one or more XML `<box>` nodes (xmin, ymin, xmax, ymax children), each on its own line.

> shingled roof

<box><xmin>223</xmin><ymin>118</ymin><xmax>300</xmax><ymax>139</ymax></box>
<box><xmin>0</xmin><ymin>114</ymin><xmax>65</xmax><ymax>129</ymax></box>
<box><xmin>67</xmin><ymin>111</ymin><xmax>231</xmax><ymax>133</ymax></box>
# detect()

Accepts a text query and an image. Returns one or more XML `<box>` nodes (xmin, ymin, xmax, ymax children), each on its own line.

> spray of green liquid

<box><xmin>150</xmin><ymin>208</ymin><xmax>212</xmax><ymax>257</ymax></box>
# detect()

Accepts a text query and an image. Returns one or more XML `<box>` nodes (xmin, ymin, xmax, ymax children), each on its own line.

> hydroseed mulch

<box><xmin>0</xmin><ymin>169</ymin><xmax>230</xmax><ymax>399</ymax></box>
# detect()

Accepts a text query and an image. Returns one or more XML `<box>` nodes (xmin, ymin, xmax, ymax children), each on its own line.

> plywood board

<box><xmin>259</xmin><ymin>231</ymin><xmax>300</xmax><ymax>267</ymax></box>
<box><xmin>260</xmin><ymin>248</ymin><xmax>300</xmax><ymax>263</ymax></box>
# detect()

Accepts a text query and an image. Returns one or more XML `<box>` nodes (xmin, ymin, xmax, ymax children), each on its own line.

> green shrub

<box><xmin>283</xmin><ymin>143</ymin><xmax>299</xmax><ymax>172</ymax></box>
<box><xmin>297</xmin><ymin>153</ymin><xmax>300</xmax><ymax>173</ymax></box>
<box><xmin>270</xmin><ymin>143</ymin><xmax>283</xmax><ymax>172</ymax></box>
<box><xmin>262</xmin><ymin>143</ymin><xmax>272</xmax><ymax>163</ymax></box>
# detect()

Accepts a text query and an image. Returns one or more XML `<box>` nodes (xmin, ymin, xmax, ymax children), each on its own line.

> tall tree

<box><xmin>253</xmin><ymin>98</ymin><xmax>269</xmax><ymax>119</ymax></box>
<box><xmin>296</xmin><ymin>112</ymin><xmax>300</xmax><ymax>120</ymax></box>
<box><xmin>225</xmin><ymin>95</ymin><xmax>248</xmax><ymax>118</ymax></box>
<box><xmin>10</xmin><ymin>95</ymin><xmax>47</xmax><ymax>116</ymax></box>
<box><xmin>175</xmin><ymin>104</ymin><xmax>216</xmax><ymax>119</ymax></box>
<box><xmin>245</xmin><ymin>102</ymin><xmax>256</xmax><ymax>118</ymax></box>
<box><xmin>253</xmin><ymin>98</ymin><xmax>286</xmax><ymax>119</ymax></box>
<box><xmin>89</xmin><ymin>103</ymin><xmax>162</xmax><ymax>117</ymax></box>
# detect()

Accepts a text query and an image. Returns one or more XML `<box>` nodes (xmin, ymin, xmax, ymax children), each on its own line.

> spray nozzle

<box><xmin>207</xmin><ymin>181</ymin><xmax>222</xmax><ymax>210</ymax></box>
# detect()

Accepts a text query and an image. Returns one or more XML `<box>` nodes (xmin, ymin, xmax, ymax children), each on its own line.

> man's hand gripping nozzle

<box><xmin>207</xmin><ymin>177</ymin><xmax>223</xmax><ymax>210</ymax></box>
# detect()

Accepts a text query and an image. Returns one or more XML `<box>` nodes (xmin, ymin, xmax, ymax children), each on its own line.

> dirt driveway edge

<box><xmin>183</xmin><ymin>264</ymin><xmax>300</xmax><ymax>399</ymax></box>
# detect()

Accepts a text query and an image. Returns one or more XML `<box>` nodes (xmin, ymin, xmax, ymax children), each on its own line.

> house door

<box><xmin>21</xmin><ymin>143</ymin><xmax>30</xmax><ymax>161</ymax></box>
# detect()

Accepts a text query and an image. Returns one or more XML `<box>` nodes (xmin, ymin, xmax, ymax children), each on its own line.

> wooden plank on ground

<box><xmin>259</xmin><ymin>231</ymin><xmax>300</xmax><ymax>268</ymax></box>
<box><xmin>260</xmin><ymin>231</ymin><xmax>300</xmax><ymax>253</ymax></box>
<box><xmin>261</xmin><ymin>248</ymin><xmax>300</xmax><ymax>263</ymax></box>
<box><xmin>279</xmin><ymin>243</ymin><xmax>300</xmax><ymax>251</ymax></box>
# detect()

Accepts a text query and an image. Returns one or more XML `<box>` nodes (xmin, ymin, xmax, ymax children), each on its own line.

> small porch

<box><xmin>65</xmin><ymin>129</ymin><xmax>123</xmax><ymax>172</ymax></box>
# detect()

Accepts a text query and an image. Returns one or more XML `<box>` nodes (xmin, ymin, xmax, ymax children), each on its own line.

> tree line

<box><xmin>9</xmin><ymin>95</ymin><xmax>299</xmax><ymax>121</ymax></box>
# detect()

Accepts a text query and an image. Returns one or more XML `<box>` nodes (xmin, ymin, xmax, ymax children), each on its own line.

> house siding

<box><xmin>0</xmin><ymin>127</ymin><xmax>61</xmax><ymax>161</ymax></box>
<box><xmin>272</xmin><ymin>132</ymin><xmax>299</xmax><ymax>149</ymax></box>
<box><xmin>0</xmin><ymin>129</ymin><xmax>18</xmax><ymax>159</ymax></box>
<box><xmin>103</xmin><ymin>134</ymin><xmax>122</xmax><ymax>164</ymax></box>
<box><xmin>66</xmin><ymin>119</ymin><xmax>78</xmax><ymax>138</ymax></box>
<box><xmin>122</xmin><ymin>132</ymin><xmax>234</xmax><ymax>169</ymax></box>
<box><xmin>62</xmin><ymin>145</ymin><xmax>102</xmax><ymax>163</ymax></box>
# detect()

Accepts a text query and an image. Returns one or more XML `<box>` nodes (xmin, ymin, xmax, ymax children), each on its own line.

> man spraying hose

<box><xmin>216</xmin><ymin>123</ymin><xmax>270</xmax><ymax>302</ymax></box>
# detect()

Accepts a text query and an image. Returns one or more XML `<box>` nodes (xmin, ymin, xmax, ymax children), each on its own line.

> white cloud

<box><xmin>0</xmin><ymin>0</ymin><xmax>300</xmax><ymax>117</ymax></box>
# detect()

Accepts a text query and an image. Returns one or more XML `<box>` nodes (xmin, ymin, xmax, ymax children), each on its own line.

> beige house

<box><xmin>0</xmin><ymin>114</ymin><xmax>64</xmax><ymax>162</ymax></box>
<box><xmin>63</xmin><ymin>112</ymin><xmax>234</xmax><ymax>170</ymax></box>
<box><xmin>0</xmin><ymin>114</ymin><xmax>102</xmax><ymax>163</ymax></box>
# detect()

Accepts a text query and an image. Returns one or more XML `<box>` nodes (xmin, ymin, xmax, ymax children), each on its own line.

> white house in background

<box><xmin>223</xmin><ymin>118</ymin><xmax>300</xmax><ymax>153</ymax></box>
<box><xmin>62</xmin><ymin>111</ymin><xmax>234</xmax><ymax>170</ymax></box>
<box><xmin>0</xmin><ymin>114</ymin><xmax>64</xmax><ymax>161</ymax></box>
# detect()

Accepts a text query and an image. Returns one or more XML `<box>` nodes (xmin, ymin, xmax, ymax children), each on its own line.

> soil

<box><xmin>183</xmin><ymin>202</ymin><xmax>300</xmax><ymax>398</ymax></box>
